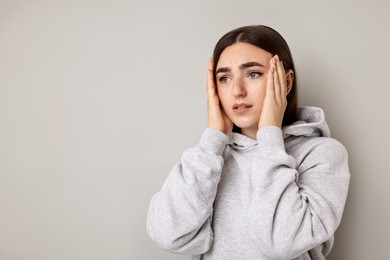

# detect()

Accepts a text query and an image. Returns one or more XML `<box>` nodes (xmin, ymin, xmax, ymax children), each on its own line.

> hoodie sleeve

<box><xmin>146</xmin><ymin>128</ymin><xmax>229</xmax><ymax>254</ymax></box>
<box><xmin>248</xmin><ymin>126</ymin><xmax>350</xmax><ymax>259</ymax></box>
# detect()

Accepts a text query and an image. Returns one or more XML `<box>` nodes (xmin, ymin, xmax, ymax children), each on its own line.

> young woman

<box><xmin>147</xmin><ymin>25</ymin><xmax>350</xmax><ymax>260</ymax></box>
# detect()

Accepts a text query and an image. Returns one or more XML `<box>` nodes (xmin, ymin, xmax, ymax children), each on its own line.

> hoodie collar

<box><xmin>228</xmin><ymin>132</ymin><xmax>258</xmax><ymax>151</ymax></box>
<box><xmin>227</xmin><ymin>106</ymin><xmax>330</xmax><ymax>151</ymax></box>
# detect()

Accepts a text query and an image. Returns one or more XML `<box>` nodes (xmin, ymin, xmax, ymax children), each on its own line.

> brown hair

<box><xmin>212</xmin><ymin>25</ymin><xmax>298</xmax><ymax>127</ymax></box>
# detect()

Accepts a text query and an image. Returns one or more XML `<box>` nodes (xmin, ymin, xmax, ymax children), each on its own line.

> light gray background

<box><xmin>0</xmin><ymin>0</ymin><xmax>389</xmax><ymax>259</ymax></box>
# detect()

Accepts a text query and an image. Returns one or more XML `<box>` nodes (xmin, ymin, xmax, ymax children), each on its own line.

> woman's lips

<box><xmin>233</xmin><ymin>103</ymin><xmax>252</xmax><ymax>114</ymax></box>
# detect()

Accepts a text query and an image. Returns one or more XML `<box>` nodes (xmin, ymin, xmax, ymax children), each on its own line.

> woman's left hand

<box><xmin>258</xmin><ymin>55</ymin><xmax>288</xmax><ymax>129</ymax></box>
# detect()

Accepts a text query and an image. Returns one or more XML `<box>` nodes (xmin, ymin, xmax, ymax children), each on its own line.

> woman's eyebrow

<box><xmin>216</xmin><ymin>67</ymin><xmax>230</xmax><ymax>74</ymax></box>
<box><xmin>216</xmin><ymin>61</ymin><xmax>264</xmax><ymax>74</ymax></box>
<box><xmin>239</xmin><ymin>61</ymin><xmax>264</xmax><ymax>69</ymax></box>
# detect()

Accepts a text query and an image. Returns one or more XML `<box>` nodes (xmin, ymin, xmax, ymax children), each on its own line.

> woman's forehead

<box><xmin>218</xmin><ymin>43</ymin><xmax>272</xmax><ymax>68</ymax></box>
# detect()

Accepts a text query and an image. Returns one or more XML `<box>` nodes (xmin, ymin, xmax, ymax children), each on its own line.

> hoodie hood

<box><xmin>283</xmin><ymin>106</ymin><xmax>330</xmax><ymax>138</ymax></box>
<box><xmin>228</xmin><ymin>106</ymin><xmax>330</xmax><ymax>151</ymax></box>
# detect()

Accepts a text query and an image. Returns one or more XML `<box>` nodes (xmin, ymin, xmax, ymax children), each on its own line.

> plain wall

<box><xmin>1</xmin><ymin>0</ymin><xmax>389</xmax><ymax>259</ymax></box>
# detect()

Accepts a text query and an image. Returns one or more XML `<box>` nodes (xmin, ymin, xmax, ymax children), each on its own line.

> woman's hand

<box><xmin>258</xmin><ymin>55</ymin><xmax>288</xmax><ymax>129</ymax></box>
<box><xmin>207</xmin><ymin>59</ymin><xmax>233</xmax><ymax>134</ymax></box>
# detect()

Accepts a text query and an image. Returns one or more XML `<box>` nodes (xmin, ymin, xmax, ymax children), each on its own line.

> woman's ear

<box><xmin>286</xmin><ymin>70</ymin><xmax>294</xmax><ymax>94</ymax></box>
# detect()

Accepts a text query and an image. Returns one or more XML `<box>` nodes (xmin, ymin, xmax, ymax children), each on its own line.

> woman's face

<box><xmin>216</xmin><ymin>42</ymin><xmax>273</xmax><ymax>133</ymax></box>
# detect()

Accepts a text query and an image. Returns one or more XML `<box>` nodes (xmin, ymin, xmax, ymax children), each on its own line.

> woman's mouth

<box><xmin>233</xmin><ymin>103</ymin><xmax>252</xmax><ymax>114</ymax></box>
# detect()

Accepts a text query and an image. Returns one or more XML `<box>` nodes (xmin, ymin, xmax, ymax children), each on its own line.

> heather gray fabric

<box><xmin>147</xmin><ymin>106</ymin><xmax>350</xmax><ymax>259</ymax></box>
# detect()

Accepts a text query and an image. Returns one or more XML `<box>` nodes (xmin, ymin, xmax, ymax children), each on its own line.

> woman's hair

<box><xmin>212</xmin><ymin>25</ymin><xmax>298</xmax><ymax>128</ymax></box>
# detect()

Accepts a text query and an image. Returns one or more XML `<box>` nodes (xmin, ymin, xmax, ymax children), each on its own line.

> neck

<box><xmin>240</xmin><ymin>126</ymin><xmax>258</xmax><ymax>140</ymax></box>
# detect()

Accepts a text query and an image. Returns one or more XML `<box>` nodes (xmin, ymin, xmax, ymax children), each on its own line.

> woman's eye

<box><xmin>249</xmin><ymin>72</ymin><xmax>262</xmax><ymax>78</ymax></box>
<box><xmin>219</xmin><ymin>76</ymin><xmax>229</xmax><ymax>83</ymax></box>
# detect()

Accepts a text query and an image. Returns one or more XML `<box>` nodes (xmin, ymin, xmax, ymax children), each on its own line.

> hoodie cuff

<box><xmin>256</xmin><ymin>126</ymin><xmax>286</xmax><ymax>157</ymax></box>
<box><xmin>199</xmin><ymin>128</ymin><xmax>229</xmax><ymax>155</ymax></box>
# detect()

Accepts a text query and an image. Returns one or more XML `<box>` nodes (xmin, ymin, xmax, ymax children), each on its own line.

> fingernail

<box><xmin>275</xmin><ymin>55</ymin><xmax>280</xmax><ymax>61</ymax></box>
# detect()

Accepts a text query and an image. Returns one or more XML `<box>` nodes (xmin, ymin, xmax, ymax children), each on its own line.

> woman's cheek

<box><xmin>248</xmin><ymin>79</ymin><xmax>267</xmax><ymax>104</ymax></box>
<box><xmin>247</xmin><ymin>78</ymin><xmax>266</xmax><ymax>89</ymax></box>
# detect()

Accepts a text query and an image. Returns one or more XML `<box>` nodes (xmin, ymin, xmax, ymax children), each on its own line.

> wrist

<box><xmin>258</xmin><ymin>120</ymin><xmax>282</xmax><ymax>130</ymax></box>
<box><xmin>200</xmin><ymin>128</ymin><xmax>229</xmax><ymax>155</ymax></box>
<box><xmin>256</xmin><ymin>126</ymin><xmax>286</xmax><ymax>156</ymax></box>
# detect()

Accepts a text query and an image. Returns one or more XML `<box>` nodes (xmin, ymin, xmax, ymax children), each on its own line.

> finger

<box><xmin>276</xmin><ymin>55</ymin><xmax>287</xmax><ymax>99</ymax></box>
<box><xmin>266</xmin><ymin>58</ymin><xmax>275</xmax><ymax>99</ymax></box>
<box><xmin>273</xmin><ymin>56</ymin><xmax>281</xmax><ymax>103</ymax></box>
<box><xmin>207</xmin><ymin>58</ymin><xmax>216</xmax><ymax>97</ymax></box>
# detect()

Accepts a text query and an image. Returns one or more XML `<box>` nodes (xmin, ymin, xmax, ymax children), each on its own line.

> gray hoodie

<box><xmin>147</xmin><ymin>106</ymin><xmax>350</xmax><ymax>260</ymax></box>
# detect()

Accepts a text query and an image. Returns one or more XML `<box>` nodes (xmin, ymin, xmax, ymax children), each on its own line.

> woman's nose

<box><xmin>231</xmin><ymin>78</ymin><xmax>246</xmax><ymax>97</ymax></box>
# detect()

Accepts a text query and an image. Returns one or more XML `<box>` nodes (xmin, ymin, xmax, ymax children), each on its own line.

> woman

<box><xmin>147</xmin><ymin>25</ymin><xmax>350</xmax><ymax>260</ymax></box>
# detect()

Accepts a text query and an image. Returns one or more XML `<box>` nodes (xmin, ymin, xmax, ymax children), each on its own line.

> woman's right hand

<box><xmin>207</xmin><ymin>59</ymin><xmax>233</xmax><ymax>134</ymax></box>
